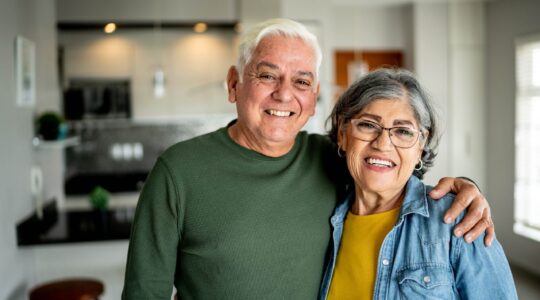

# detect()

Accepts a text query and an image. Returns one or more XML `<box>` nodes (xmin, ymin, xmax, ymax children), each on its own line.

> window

<box><xmin>515</xmin><ymin>36</ymin><xmax>540</xmax><ymax>242</ymax></box>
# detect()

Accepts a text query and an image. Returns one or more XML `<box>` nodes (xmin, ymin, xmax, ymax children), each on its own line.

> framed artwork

<box><xmin>16</xmin><ymin>36</ymin><xmax>36</xmax><ymax>107</ymax></box>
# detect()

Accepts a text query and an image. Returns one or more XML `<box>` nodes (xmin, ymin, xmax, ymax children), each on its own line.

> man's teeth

<box><xmin>267</xmin><ymin>110</ymin><xmax>292</xmax><ymax>117</ymax></box>
<box><xmin>367</xmin><ymin>158</ymin><xmax>393</xmax><ymax>167</ymax></box>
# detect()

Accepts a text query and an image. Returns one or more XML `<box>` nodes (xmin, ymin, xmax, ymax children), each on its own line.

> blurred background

<box><xmin>1</xmin><ymin>0</ymin><xmax>539</xmax><ymax>299</ymax></box>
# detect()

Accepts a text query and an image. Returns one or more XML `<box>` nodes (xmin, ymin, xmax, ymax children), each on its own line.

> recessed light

<box><xmin>104</xmin><ymin>23</ymin><xmax>117</xmax><ymax>34</ymax></box>
<box><xmin>193</xmin><ymin>22</ymin><xmax>207</xmax><ymax>33</ymax></box>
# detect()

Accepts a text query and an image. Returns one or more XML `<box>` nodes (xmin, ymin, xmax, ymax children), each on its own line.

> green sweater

<box><xmin>122</xmin><ymin>126</ymin><xmax>340</xmax><ymax>299</ymax></box>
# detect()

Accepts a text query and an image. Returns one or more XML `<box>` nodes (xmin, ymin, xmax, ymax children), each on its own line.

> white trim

<box><xmin>514</xmin><ymin>223</ymin><xmax>540</xmax><ymax>243</ymax></box>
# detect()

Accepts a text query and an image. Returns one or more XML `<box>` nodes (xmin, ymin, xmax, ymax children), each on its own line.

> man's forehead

<box><xmin>255</xmin><ymin>61</ymin><xmax>315</xmax><ymax>78</ymax></box>
<box><xmin>249</xmin><ymin>36</ymin><xmax>316</xmax><ymax>71</ymax></box>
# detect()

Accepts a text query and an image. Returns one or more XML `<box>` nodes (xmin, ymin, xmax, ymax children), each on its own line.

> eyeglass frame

<box><xmin>347</xmin><ymin>118</ymin><xmax>427</xmax><ymax>149</ymax></box>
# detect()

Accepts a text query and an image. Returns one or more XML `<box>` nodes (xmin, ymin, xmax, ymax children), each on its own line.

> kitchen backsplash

<box><xmin>64</xmin><ymin>115</ymin><xmax>234</xmax><ymax>195</ymax></box>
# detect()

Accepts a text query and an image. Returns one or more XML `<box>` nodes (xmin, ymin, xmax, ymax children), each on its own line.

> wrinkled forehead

<box><xmin>249</xmin><ymin>35</ymin><xmax>317</xmax><ymax>72</ymax></box>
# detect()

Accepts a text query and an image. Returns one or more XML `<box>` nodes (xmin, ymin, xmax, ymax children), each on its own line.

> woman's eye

<box><xmin>358</xmin><ymin>121</ymin><xmax>376</xmax><ymax>129</ymax></box>
<box><xmin>395</xmin><ymin>128</ymin><xmax>415</xmax><ymax>137</ymax></box>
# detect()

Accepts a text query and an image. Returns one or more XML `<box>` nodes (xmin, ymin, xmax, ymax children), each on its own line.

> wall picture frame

<box><xmin>15</xmin><ymin>36</ymin><xmax>36</xmax><ymax>107</ymax></box>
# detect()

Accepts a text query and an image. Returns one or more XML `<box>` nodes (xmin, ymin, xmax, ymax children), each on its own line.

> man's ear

<box><xmin>308</xmin><ymin>82</ymin><xmax>321</xmax><ymax>117</ymax></box>
<box><xmin>227</xmin><ymin>66</ymin><xmax>240</xmax><ymax>103</ymax></box>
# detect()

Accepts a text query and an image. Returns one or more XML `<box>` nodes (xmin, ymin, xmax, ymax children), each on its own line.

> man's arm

<box><xmin>429</xmin><ymin>177</ymin><xmax>495</xmax><ymax>246</ymax></box>
<box><xmin>122</xmin><ymin>158</ymin><xmax>181</xmax><ymax>299</ymax></box>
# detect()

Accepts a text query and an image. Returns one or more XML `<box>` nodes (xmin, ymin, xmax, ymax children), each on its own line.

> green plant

<box><xmin>36</xmin><ymin>111</ymin><xmax>65</xmax><ymax>140</ymax></box>
<box><xmin>89</xmin><ymin>186</ymin><xmax>109</xmax><ymax>210</ymax></box>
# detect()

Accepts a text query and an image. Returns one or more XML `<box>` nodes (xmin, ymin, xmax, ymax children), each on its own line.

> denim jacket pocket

<box><xmin>397</xmin><ymin>264</ymin><xmax>457</xmax><ymax>300</ymax></box>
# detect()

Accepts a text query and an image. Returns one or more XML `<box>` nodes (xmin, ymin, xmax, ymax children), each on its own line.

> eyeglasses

<box><xmin>349</xmin><ymin>119</ymin><xmax>424</xmax><ymax>149</ymax></box>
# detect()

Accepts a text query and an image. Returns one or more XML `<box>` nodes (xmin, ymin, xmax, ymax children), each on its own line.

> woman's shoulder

<box><xmin>423</xmin><ymin>185</ymin><xmax>457</xmax><ymax>219</ymax></box>
<box><xmin>405</xmin><ymin>179</ymin><xmax>459</xmax><ymax>241</ymax></box>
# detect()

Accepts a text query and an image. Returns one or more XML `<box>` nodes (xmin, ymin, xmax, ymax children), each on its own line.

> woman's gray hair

<box><xmin>328</xmin><ymin>68</ymin><xmax>440</xmax><ymax>178</ymax></box>
<box><xmin>236</xmin><ymin>18</ymin><xmax>322</xmax><ymax>81</ymax></box>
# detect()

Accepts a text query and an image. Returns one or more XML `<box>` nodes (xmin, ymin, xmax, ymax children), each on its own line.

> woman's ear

<box><xmin>227</xmin><ymin>66</ymin><xmax>240</xmax><ymax>103</ymax></box>
<box><xmin>419</xmin><ymin>131</ymin><xmax>429</xmax><ymax>152</ymax></box>
<box><xmin>337</xmin><ymin>121</ymin><xmax>347</xmax><ymax>150</ymax></box>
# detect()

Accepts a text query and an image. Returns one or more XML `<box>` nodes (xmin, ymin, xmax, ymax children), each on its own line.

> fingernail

<box><xmin>454</xmin><ymin>229</ymin><xmax>463</xmax><ymax>237</ymax></box>
<box><xmin>465</xmin><ymin>235</ymin><xmax>472</xmax><ymax>243</ymax></box>
<box><xmin>444</xmin><ymin>216</ymin><xmax>452</xmax><ymax>224</ymax></box>
<box><xmin>487</xmin><ymin>240</ymin><xmax>492</xmax><ymax>247</ymax></box>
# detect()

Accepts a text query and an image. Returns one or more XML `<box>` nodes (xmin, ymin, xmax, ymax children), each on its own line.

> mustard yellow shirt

<box><xmin>327</xmin><ymin>207</ymin><xmax>400</xmax><ymax>300</ymax></box>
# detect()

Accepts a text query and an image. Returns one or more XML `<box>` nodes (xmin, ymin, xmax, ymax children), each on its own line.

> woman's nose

<box><xmin>371</xmin><ymin>129</ymin><xmax>394</xmax><ymax>150</ymax></box>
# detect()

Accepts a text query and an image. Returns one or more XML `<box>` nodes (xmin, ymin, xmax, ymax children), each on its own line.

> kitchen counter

<box><xmin>16</xmin><ymin>200</ymin><xmax>135</xmax><ymax>246</ymax></box>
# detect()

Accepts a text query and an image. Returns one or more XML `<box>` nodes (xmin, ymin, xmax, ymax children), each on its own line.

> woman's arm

<box><xmin>451</xmin><ymin>231</ymin><xmax>518</xmax><ymax>299</ymax></box>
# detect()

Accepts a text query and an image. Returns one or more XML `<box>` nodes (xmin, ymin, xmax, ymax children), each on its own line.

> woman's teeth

<box><xmin>366</xmin><ymin>158</ymin><xmax>394</xmax><ymax>167</ymax></box>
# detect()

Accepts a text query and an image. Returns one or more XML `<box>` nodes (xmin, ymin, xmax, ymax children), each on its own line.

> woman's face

<box><xmin>339</xmin><ymin>98</ymin><xmax>426</xmax><ymax>195</ymax></box>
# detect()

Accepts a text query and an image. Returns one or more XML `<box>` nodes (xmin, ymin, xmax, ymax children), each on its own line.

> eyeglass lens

<box><xmin>350</xmin><ymin>119</ymin><xmax>420</xmax><ymax>148</ymax></box>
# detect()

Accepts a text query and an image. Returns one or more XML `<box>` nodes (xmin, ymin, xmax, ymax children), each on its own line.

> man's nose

<box><xmin>272</xmin><ymin>80</ymin><xmax>294</xmax><ymax>102</ymax></box>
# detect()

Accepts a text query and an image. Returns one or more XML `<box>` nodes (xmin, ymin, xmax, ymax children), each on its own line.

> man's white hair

<box><xmin>236</xmin><ymin>18</ymin><xmax>322</xmax><ymax>82</ymax></box>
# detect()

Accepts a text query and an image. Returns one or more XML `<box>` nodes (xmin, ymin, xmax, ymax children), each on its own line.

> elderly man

<box><xmin>122</xmin><ymin>19</ymin><xmax>493</xmax><ymax>299</ymax></box>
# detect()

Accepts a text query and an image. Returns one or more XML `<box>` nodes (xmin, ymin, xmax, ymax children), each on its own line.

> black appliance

<box><xmin>63</xmin><ymin>79</ymin><xmax>131</xmax><ymax>120</ymax></box>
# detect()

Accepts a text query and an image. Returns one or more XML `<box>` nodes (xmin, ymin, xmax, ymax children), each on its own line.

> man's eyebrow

<box><xmin>256</xmin><ymin>62</ymin><xmax>314</xmax><ymax>79</ymax></box>
<box><xmin>256</xmin><ymin>61</ymin><xmax>279</xmax><ymax>70</ymax></box>
<box><xmin>297</xmin><ymin>70</ymin><xmax>314</xmax><ymax>79</ymax></box>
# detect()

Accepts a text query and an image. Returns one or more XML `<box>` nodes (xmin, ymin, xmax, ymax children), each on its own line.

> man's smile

<box><xmin>265</xmin><ymin>109</ymin><xmax>295</xmax><ymax>117</ymax></box>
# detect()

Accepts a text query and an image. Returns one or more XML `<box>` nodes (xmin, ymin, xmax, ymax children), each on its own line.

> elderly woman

<box><xmin>320</xmin><ymin>68</ymin><xmax>517</xmax><ymax>299</ymax></box>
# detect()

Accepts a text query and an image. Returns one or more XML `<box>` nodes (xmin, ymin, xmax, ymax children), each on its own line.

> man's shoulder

<box><xmin>299</xmin><ymin>132</ymin><xmax>333</xmax><ymax>154</ymax></box>
<box><xmin>303</xmin><ymin>132</ymin><xmax>331</xmax><ymax>144</ymax></box>
<box><xmin>160</xmin><ymin>127</ymin><xmax>225</xmax><ymax>162</ymax></box>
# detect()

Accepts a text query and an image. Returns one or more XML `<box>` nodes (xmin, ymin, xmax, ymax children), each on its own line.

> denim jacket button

<box><xmin>382</xmin><ymin>259</ymin><xmax>390</xmax><ymax>266</ymax></box>
<box><xmin>423</xmin><ymin>276</ymin><xmax>431</xmax><ymax>283</ymax></box>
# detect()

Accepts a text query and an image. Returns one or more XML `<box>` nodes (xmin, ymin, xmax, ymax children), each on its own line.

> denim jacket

<box><xmin>320</xmin><ymin>176</ymin><xmax>518</xmax><ymax>300</ymax></box>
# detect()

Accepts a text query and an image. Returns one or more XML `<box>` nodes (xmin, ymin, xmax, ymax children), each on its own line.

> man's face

<box><xmin>227</xmin><ymin>35</ymin><xmax>319</xmax><ymax>155</ymax></box>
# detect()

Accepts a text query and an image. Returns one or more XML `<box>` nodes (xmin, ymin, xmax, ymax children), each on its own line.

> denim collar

<box><xmin>330</xmin><ymin>176</ymin><xmax>430</xmax><ymax>226</ymax></box>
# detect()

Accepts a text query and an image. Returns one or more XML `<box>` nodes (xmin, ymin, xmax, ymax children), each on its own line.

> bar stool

<box><xmin>29</xmin><ymin>278</ymin><xmax>104</xmax><ymax>300</ymax></box>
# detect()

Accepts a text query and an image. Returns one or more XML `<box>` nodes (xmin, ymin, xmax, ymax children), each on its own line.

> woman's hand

<box><xmin>429</xmin><ymin>177</ymin><xmax>495</xmax><ymax>247</ymax></box>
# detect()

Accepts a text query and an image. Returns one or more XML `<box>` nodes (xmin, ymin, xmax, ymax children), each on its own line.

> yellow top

<box><xmin>327</xmin><ymin>207</ymin><xmax>400</xmax><ymax>300</ymax></box>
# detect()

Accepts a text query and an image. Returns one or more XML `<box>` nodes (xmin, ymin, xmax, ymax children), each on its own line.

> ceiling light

<box><xmin>104</xmin><ymin>23</ymin><xmax>116</xmax><ymax>34</ymax></box>
<box><xmin>193</xmin><ymin>22</ymin><xmax>207</xmax><ymax>33</ymax></box>
<box><xmin>234</xmin><ymin>23</ymin><xmax>242</xmax><ymax>33</ymax></box>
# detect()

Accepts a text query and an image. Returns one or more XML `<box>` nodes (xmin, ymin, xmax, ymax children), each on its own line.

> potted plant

<box><xmin>35</xmin><ymin>111</ymin><xmax>67</xmax><ymax>141</ymax></box>
<box><xmin>88</xmin><ymin>186</ymin><xmax>109</xmax><ymax>210</ymax></box>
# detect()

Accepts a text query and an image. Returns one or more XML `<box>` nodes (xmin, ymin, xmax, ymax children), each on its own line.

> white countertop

<box><xmin>63</xmin><ymin>192</ymin><xmax>139</xmax><ymax>211</ymax></box>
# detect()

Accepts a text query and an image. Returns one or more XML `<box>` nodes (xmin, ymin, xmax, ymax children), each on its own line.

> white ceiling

<box><xmin>332</xmin><ymin>0</ymin><xmax>490</xmax><ymax>6</ymax></box>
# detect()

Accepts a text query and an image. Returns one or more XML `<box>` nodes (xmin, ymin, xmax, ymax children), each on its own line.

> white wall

<box><xmin>0</xmin><ymin>0</ymin><xmax>59</xmax><ymax>298</ymax></box>
<box><xmin>331</xmin><ymin>4</ymin><xmax>414</xmax><ymax>69</ymax></box>
<box><xmin>60</xmin><ymin>30</ymin><xmax>237</xmax><ymax>119</ymax></box>
<box><xmin>486</xmin><ymin>0</ymin><xmax>540</xmax><ymax>276</ymax></box>
<box><xmin>448</xmin><ymin>2</ymin><xmax>486</xmax><ymax>189</ymax></box>
<box><xmin>412</xmin><ymin>2</ymin><xmax>450</xmax><ymax>186</ymax></box>
<box><xmin>57</xmin><ymin>0</ymin><xmax>237</xmax><ymax>22</ymax></box>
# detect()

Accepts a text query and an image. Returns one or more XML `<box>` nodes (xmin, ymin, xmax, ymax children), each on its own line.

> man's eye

<box><xmin>296</xmin><ymin>79</ymin><xmax>311</xmax><ymax>86</ymax></box>
<box><xmin>258</xmin><ymin>74</ymin><xmax>276</xmax><ymax>81</ymax></box>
